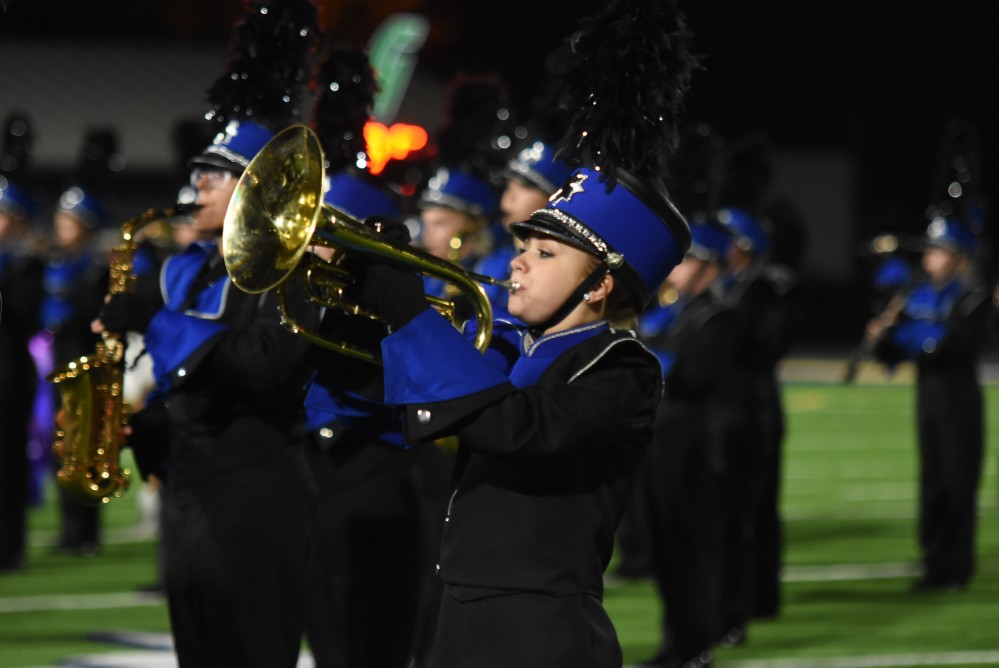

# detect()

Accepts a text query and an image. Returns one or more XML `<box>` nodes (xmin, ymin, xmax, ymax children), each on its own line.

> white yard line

<box><xmin>715</xmin><ymin>651</ymin><xmax>999</xmax><ymax>668</ymax></box>
<box><xmin>0</xmin><ymin>591</ymin><xmax>164</xmax><ymax>614</ymax></box>
<box><xmin>782</xmin><ymin>562</ymin><xmax>921</xmax><ymax>582</ymax></box>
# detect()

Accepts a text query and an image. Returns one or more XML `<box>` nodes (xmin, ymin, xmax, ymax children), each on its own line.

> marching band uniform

<box><xmin>311</xmin><ymin>3</ymin><xmax>696</xmax><ymax>665</ymax></box>
<box><xmin>339</xmin><ymin>158</ymin><xmax>692</xmax><ymax>666</ymax></box>
<box><xmin>301</xmin><ymin>169</ymin><xmax>424</xmax><ymax>668</ymax></box>
<box><xmin>639</xmin><ymin>221</ymin><xmax>740</xmax><ymax>668</ymax></box>
<box><xmin>42</xmin><ymin>187</ymin><xmax>111</xmax><ymax>556</ymax></box>
<box><xmin>409</xmin><ymin>164</ymin><xmax>502</xmax><ymax>662</ymax></box>
<box><xmin>749</xmin><ymin>255</ymin><xmax>798</xmax><ymax>620</ymax></box>
<box><xmin>98</xmin><ymin>3</ymin><xmax>320</xmax><ymax>660</ymax></box>
<box><xmin>712</xmin><ymin>206</ymin><xmax>786</xmax><ymax>641</ymax></box>
<box><xmin>99</xmin><ymin>120</ymin><xmax>318</xmax><ymax>667</ymax></box>
<box><xmin>873</xmin><ymin>218</ymin><xmax>992</xmax><ymax>591</ymax></box>
<box><xmin>0</xmin><ymin>179</ymin><xmax>44</xmax><ymax>572</ymax></box>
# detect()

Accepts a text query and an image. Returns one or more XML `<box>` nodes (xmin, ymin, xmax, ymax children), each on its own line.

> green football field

<box><xmin>1</xmin><ymin>378</ymin><xmax>997</xmax><ymax>667</ymax></box>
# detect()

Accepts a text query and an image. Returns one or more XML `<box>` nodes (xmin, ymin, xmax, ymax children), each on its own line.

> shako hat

<box><xmin>504</xmin><ymin>140</ymin><xmax>575</xmax><ymax>196</ymax></box>
<box><xmin>511</xmin><ymin>0</ymin><xmax>700</xmax><ymax>312</ymax></box>
<box><xmin>0</xmin><ymin>177</ymin><xmax>38</xmax><ymax>220</ymax></box>
<box><xmin>324</xmin><ymin>170</ymin><xmax>401</xmax><ymax>221</ymax></box>
<box><xmin>417</xmin><ymin>167</ymin><xmax>499</xmax><ymax>220</ymax></box>
<box><xmin>715</xmin><ymin>206</ymin><xmax>770</xmax><ymax>256</ymax></box>
<box><xmin>925</xmin><ymin>216</ymin><xmax>976</xmax><ymax>257</ymax></box>
<box><xmin>57</xmin><ymin>186</ymin><xmax>108</xmax><ymax>228</ymax></box>
<box><xmin>687</xmin><ymin>219</ymin><xmax>733</xmax><ymax>264</ymax></box>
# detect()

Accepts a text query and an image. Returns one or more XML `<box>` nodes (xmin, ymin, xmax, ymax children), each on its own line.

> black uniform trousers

<box><xmin>302</xmin><ymin>432</ymin><xmax>423</xmax><ymax>668</ymax></box>
<box><xmin>133</xmin><ymin>262</ymin><xmax>320</xmax><ymax>667</ymax></box>
<box><xmin>164</xmin><ymin>457</ymin><xmax>315</xmax><ymax>668</ymax></box>
<box><xmin>875</xmin><ymin>282</ymin><xmax>991</xmax><ymax>587</ymax></box>
<box><xmin>643</xmin><ymin>293</ymin><xmax>741</xmax><ymax>661</ymax></box>
<box><xmin>916</xmin><ymin>363</ymin><xmax>983</xmax><ymax>585</ymax></box>
<box><xmin>430</xmin><ymin>588</ymin><xmax>621</xmax><ymax>668</ymax></box>
<box><xmin>0</xmin><ymin>251</ymin><xmax>43</xmax><ymax>570</ymax></box>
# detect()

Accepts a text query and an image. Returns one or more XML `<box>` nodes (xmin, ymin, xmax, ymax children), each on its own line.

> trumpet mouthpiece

<box><xmin>508</xmin><ymin>281</ymin><xmax>520</xmax><ymax>295</ymax></box>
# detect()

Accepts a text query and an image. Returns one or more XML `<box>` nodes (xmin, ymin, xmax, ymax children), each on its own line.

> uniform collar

<box><xmin>522</xmin><ymin>320</ymin><xmax>610</xmax><ymax>358</ymax></box>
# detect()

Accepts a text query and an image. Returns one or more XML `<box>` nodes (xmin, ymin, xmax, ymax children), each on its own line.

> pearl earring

<box><xmin>584</xmin><ymin>292</ymin><xmax>592</xmax><ymax>302</ymax></box>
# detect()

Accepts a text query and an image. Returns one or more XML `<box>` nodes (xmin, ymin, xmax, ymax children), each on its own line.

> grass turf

<box><xmin>1</xmin><ymin>381</ymin><xmax>997</xmax><ymax>667</ymax></box>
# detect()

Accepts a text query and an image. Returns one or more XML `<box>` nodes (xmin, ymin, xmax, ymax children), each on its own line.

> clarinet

<box><xmin>841</xmin><ymin>278</ymin><xmax>919</xmax><ymax>384</ymax></box>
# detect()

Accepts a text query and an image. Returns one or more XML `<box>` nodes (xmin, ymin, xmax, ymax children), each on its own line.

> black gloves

<box><xmin>97</xmin><ymin>292</ymin><xmax>162</xmax><ymax>333</ymax></box>
<box><xmin>339</xmin><ymin>215</ymin><xmax>428</xmax><ymax>331</ymax></box>
<box><xmin>363</xmin><ymin>214</ymin><xmax>411</xmax><ymax>246</ymax></box>
<box><xmin>354</xmin><ymin>260</ymin><xmax>429</xmax><ymax>331</ymax></box>
<box><xmin>98</xmin><ymin>290</ymin><xmax>162</xmax><ymax>334</ymax></box>
<box><xmin>126</xmin><ymin>399</ymin><xmax>170</xmax><ymax>482</ymax></box>
<box><xmin>308</xmin><ymin>309</ymin><xmax>388</xmax><ymax>398</ymax></box>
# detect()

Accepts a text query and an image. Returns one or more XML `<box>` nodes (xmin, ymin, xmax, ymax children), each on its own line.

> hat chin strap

<box><xmin>529</xmin><ymin>264</ymin><xmax>610</xmax><ymax>336</ymax></box>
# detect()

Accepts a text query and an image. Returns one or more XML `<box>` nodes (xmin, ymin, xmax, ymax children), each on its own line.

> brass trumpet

<box><xmin>221</xmin><ymin>124</ymin><xmax>513</xmax><ymax>363</ymax></box>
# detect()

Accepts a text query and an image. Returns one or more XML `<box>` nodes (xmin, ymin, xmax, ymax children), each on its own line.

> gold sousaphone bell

<box><xmin>222</xmin><ymin>124</ymin><xmax>513</xmax><ymax>363</ymax></box>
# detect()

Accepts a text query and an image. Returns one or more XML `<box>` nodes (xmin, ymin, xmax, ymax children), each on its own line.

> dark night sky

<box><xmin>5</xmin><ymin>0</ymin><xmax>995</xmax><ymax>220</ymax></box>
<box><xmin>6</xmin><ymin>1</ymin><xmax>996</xmax><ymax>140</ymax></box>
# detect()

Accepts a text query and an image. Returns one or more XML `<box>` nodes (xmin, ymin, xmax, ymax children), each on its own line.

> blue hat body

<box><xmin>925</xmin><ymin>217</ymin><xmax>976</xmax><ymax>256</ymax></box>
<box><xmin>324</xmin><ymin>171</ymin><xmax>401</xmax><ymax>221</ymax></box>
<box><xmin>716</xmin><ymin>207</ymin><xmax>770</xmax><ymax>256</ymax></box>
<box><xmin>505</xmin><ymin>141</ymin><xmax>576</xmax><ymax>196</ymax></box>
<box><xmin>57</xmin><ymin>186</ymin><xmax>108</xmax><ymax>228</ymax></box>
<box><xmin>0</xmin><ymin>176</ymin><xmax>38</xmax><ymax>220</ymax></box>
<box><xmin>873</xmin><ymin>256</ymin><xmax>913</xmax><ymax>290</ymax></box>
<box><xmin>511</xmin><ymin>167</ymin><xmax>691</xmax><ymax>310</ymax></box>
<box><xmin>190</xmin><ymin>119</ymin><xmax>275</xmax><ymax>173</ymax></box>
<box><xmin>688</xmin><ymin>220</ymin><xmax>732</xmax><ymax>263</ymax></box>
<box><xmin>418</xmin><ymin>167</ymin><xmax>498</xmax><ymax>219</ymax></box>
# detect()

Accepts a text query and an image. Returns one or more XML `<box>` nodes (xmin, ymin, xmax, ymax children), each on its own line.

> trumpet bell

<box><xmin>223</xmin><ymin>125</ymin><xmax>325</xmax><ymax>294</ymax></box>
<box><xmin>221</xmin><ymin>123</ymin><xmax>507</xmax><ymax>362</ymax></box>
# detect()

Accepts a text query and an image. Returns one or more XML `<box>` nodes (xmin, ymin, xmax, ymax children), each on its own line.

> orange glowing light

<box><xmin>364</xmin><ymin>121</ymin><xmax>429</xmax><ymax>174</ymax></box>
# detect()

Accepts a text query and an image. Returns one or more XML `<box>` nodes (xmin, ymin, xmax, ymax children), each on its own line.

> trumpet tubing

<box><xmin>222</xmin><ymin>124</ymin><xmax>511</xmax><ymax>363</ymax></box>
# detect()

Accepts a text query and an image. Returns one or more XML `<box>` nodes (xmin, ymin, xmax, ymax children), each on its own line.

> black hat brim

<box><xmin>509</xmin><ymin>213</ymin><xmax>600</xmax><ymax>257</ymax></box>
<box><xmin>188</xmin><ymin>152</ymin><xmax>245</xmax><ymax>174</ymax></box>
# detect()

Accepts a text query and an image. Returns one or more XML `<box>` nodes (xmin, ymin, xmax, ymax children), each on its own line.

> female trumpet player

<box><xmin>315</xmin><ymin>3</ymin><xmax>698</xmax><ymax>663</ymax></box>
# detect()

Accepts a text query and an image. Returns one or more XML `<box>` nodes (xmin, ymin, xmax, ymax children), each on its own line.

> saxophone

<box><xmin>48</xmin><ymin>204</ymin><xmax>197</xmax><ymax>505</ymax></box>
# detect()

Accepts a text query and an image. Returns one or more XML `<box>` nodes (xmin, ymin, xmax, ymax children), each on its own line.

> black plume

<box><xmin>717</xmin><ymin>132</ymin><xmax>774</xmax><ymax>213</ymax></box>
<box><xmin>523</xmin><ymin>44</ymin><xmax>574</xmax><ymax>147</ymax></box>
<box><xmin>927</xmin><ymin>116</ymin><xmax>988</xmax><ymax>229</ymax></box>
<box><xmin>436</xmin><ymin>72</ymin><xmax>515</xmax><ymax>183</ymax></box>
<box><xmin>72</xmin><ymin>127</ymin><xmax>123</xmax><ymax>192</ymax></box>
<box><xmin>0</xmin><ymin>111</ymin><xmax>33</xmax><ymax>177</ymax></box>
<box><xmin>553</xmin><ymin>0</ymin><xmax>700</xmax><ymax>191</ymax></box>
<box><xmin>311</xmin><ymin>44</ymin><xmax>377</xmax><ymax>172</ymax></box>
<box><xmin>205</xmin><ymin>0</ymin><xmax>320</xmax><ymax>130</ymax></box>
<box><xmin>666</xmin><ymin>122</ymin><xmax>724</xmax><ymax>220</ymax></box>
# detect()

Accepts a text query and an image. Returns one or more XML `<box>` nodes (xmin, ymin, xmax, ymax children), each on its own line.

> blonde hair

<box><xmin>581</xmin><ymin>253</ymin><xmax>639</xmax><ymax>331</ymax></box>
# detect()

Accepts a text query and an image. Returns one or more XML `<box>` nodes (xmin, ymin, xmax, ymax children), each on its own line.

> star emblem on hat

<box><xmin>550</xmin><ymin>173</ymin><xmax>587</xmax><ymax>206</ymax></box>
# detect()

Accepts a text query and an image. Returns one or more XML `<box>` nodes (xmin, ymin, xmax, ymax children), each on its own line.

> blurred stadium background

<box><xmin>3</xmin><ymin>0</ymin><xmax>999</xmax><ymax>349</ymax></box>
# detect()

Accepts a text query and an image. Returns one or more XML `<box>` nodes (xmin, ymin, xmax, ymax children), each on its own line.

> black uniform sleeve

<box><xmin>207</xmin><ymin>290</ymin><xmax>314</xmax><ymax>390</ymax></box>
<box><xmin>0</xmin><ymin>255</ymin><xmax>44</xmax><ymax>340</ymax></box>
<box><xmin>926</xmin><ymin>283</ymin><xmax>994</xmax><ymax>363</ymax></box>
<box><xmin>402</xmin><ymin>342</ymin><xmax>660</xmax><ymax>457</ymax></box>
<box><xmin>665</xmin><ymin>308</ymin><xmax>740</xmax><ymax>402</ymax></box>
